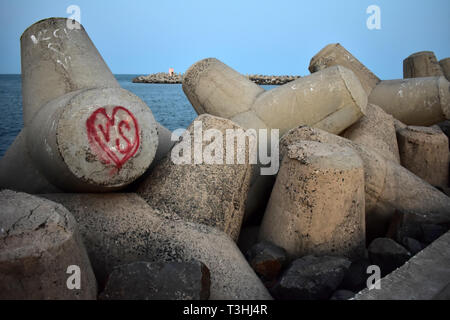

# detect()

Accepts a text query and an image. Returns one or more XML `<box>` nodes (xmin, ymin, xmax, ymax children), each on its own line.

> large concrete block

<box><xmin>21</xmin><ymin>17</ymin><xmax>119</xmax><ymax>126</ymax></box>
<box><xmin>259</xmin><ymin>141</ymin><xmax>366</xmax><ymax>261</ymax></box>
<box><xmin>281</xmin><ymin>127</ymin><xmax>450</xmax><ymax>229</ymax></box>
<box><xmin>0</xmin><ymin>190</ymin><xmax>97</xmax><ymax>299</ymax></box>
<box><xmin>41</xmin><ymin>193</ymin><xmax>272</xmax><ymax>300</ymax></box>
<box><xmin>403</xmin><ymin>51</ymin><xmax>444</xmax><ymax>79</ymax></box>
<box><xmin>440</xmin><ymin>58</ymin><xmax>450</xmax><ymax>81</ymax></box>
<box><xmin>137</xmin><ymin>114</ymin><xmax>253</xmax><ymax>241</ymax></box>
<box><xmin>354</xmin><ymin>231</ymin><xmax>450</xmax><ymax>300</ymax></box>
<box><xmin>309</xmin><ymin>43</ymin><xmax>381</xmax><ymax>95</ymax></box>
<box><xmin>183</xmin><ymin>58</ymin><xmax>367</xmax><ymax>136</ymax></box>
<box><xmin>397</xmin><ymin>126</ymin><xmax>449</xmax><ymax>188</ymax></box>
<box><xmin>1</xmin><ymin>18</ymin><xmax>159</xmax><ymax>193</ymax></box>
<box><xmin>341</xmin><ymin>103</ymin><xmax>400</xmax><ymax>164</ymax></box>
<box><xmin>26</xmin><ymin>87</ymin><xmax>158</xmax><ymax>192</ymax></box>
<box><xmin>368</xmin><ymin>77</ymin><xmax>450</xmax><ymax>126</ymax></box>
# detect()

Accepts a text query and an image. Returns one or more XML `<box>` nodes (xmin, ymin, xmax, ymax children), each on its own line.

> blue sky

<box><xmin>0</xmin><ymin>0</ymin><xmax>449</xmax><ymax>79</ymax></box>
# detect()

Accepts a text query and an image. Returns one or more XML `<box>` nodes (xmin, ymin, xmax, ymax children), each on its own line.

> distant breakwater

<box><xmin>132</xmin><ymin>73</ymin><xmax>301</xmax><ymax>85</ymax></box>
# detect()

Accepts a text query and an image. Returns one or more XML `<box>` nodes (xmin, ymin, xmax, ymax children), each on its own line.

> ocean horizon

<box><xmin>0</xmin><ymin>74</ymin><xmax>277</xmax><ymax>157</ymax></box>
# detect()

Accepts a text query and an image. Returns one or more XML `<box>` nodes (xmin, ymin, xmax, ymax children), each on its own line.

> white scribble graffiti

<box><xmin>30</xmin><ymin>27</ymin><xmax>73</xmax><ymax>70</ymax></box>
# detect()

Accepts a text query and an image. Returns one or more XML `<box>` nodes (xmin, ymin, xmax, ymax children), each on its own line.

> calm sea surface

<box><xmin>0</xmin><ymin>74</ymin><xmax>275</xmax><ymax>157</ymax></box>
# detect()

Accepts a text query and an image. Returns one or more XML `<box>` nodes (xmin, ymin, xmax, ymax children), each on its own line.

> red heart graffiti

<box><xmin>86</xmin><ymin>106</ymin><xmax>140</xmax><ymax>170</ymax></box>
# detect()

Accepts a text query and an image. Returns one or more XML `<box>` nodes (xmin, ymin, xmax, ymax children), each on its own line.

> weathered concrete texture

<box><xmin>41</xmin><ymin>193</ymin><xmax>272</xmax><ymax>300</ymax></box>
<box><xmin>309</xmin><ymin>43</ymin><xmax>381</xmax><ymax>95</ymax></box>
<box><xmin>341</xmin><ymin>103</ymin><xmax>403</xmax><ymax>239</ymax></box>
<box><xmin>183</xmin><ymin>58</ymin><xmax>367</xmax><ymax>136</ymax></box>
<box><xmin>397</xmin><ymin>126</ymin><xmax>449</xmax><ymax>188</ymax></box>
<box><xmin>342</xmin><ymin>103</ymin><xmax>400</xmax><ymax>164</ymax></box>
<box><xmin>280</xmin><ymin>127</ymin><xmax>450</xmax><ymax>228</ymax></box>
<box><xmin>440</xmin><ymin>58</ymin><xmax>450</xmax><ymax>81</ymax></box>
<box><xmin>3</xmin><ymin>17</ymin><xmax>159</xmax><ymax>193</ymax></box>
<box><xmin>368</xmin><ymin>76</ymin><xmax>450</xmax><ymax>126</ymax></box>
<box><xmin>0</xmin><ymin>190</ymin><xmax>97</xmax><ymax>299</ymax></box>
<box><xmin>21</xmin><ymin>18</ymin><xmax>119</xmax><ymax>126</ymax></box>
<box><xmin>0</xmin><ymin>130</ymin><xmax>61</xmax><ymax>193</ymax></box>
<box><xmin>27</xmin><ymin>87</ymin><xmax>158</xmax><ymax>192</ymax></box>
<box><xmin>260</xmin><ymin>141</ymin><xmax>366</xmax><ymax>261</ymax></box>
<box><xmin>403</xmin><ymin>51</ymin><xmax>444</xmax><ymax>79</ymax></box>
<box><xmin>99</xmin><ymin>261</ymin><xmax>210</xmax><ymax>300</ymax></box>
<box><xmin>137</xmin><ymin>114</ymin><xmax>253</xmax><ymax>241</ymax></box>
<box><xmin>354</xmin><ymin>231</ymin><xmax>450</xmax><ymax>300</ymax></box>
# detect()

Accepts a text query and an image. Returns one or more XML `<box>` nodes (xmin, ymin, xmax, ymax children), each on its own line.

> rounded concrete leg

<box><xmin>309</xmin><ymin>43</ymin><xmax>380</xmax><ymax>95</ymax></box>
<box><xmin>254</xmin><ymin>65</ymin><xmax>367</xmax><ymax>136</ymax></box>
<box><xmin>183</xmin><ymin>58</ymin><xmax>367</xmax><ymax>136</ymax></box>
<box><xmin>41</xmin><ymin>193</ymin><xmax>272</xmax><ymax>300</ymax></box>
<box><xmin>440</xmin><ymin>58</ymin><xmax>450</xmax><ymax>81</ymax></box>
<box><xmin>259</xmin><ymin>141</ymin><xmax>366</xmax><ymax>261</ymax></box>
<box><xmin>26</xmin><ymin>87</ymin><xmax>158</xmax><ymax>192</ymax></box>
<box><xmin>137</xmin><ymin>114</ymin><xmax>253</xmax><ymax>241</ymax></box>
<box><xmin>397</xmin><ymin>126</ymin><xmax>449</xmax><ymax>188</ymax></box>
<box><xmin>281</xmin><ymin>126</ymin><xmax>450</xmax><ymax>226</ymax></box>
<box><xmin>182</xmin><ymin>58</ymin><xmax>264</xmax><ymax>119</ymax></box>
<box><xmin>21</xmin><ymin>18</ymin><xmax>119</xmax><ymax>125</ymax></box>
<box><xmin>342</xmin><ymin>103</ymin><xmax>400</xmax><ymax>164</ymax></box>
<box><xmin>0</xmin><ymin>190</ymin><xmax>97</xmax><ymax>299</ymax></box>
<box><xmin>154</xmin><ymin>122</ymin><xmax>175</xmax><ymax>163</ymax></box>
<box><xmin>403</xmin><ymin>51</ymin><xmax>444</xmax><ymax>79</ymax></box>
<box><xmin>0</xmin><ymin>130</ymin><xmax>60</xmax><ymax>193</ymax></box>
<box><xmin>368</xmin><ymin>77</ymin><xmax>450</xmax><ymax>126</ymax></box>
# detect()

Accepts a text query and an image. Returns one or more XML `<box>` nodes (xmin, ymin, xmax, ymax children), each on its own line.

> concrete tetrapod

<box><xmin>308</xmin><ymin>44</ymin><xmax>450</xmax><ymax>127</ymax></box>
<box><xmin>0</xmin><ymin>190</ymin><xmax>97</xmax><ymax>299</ymax></box>
<box><xmin>309</xmin><ymin>43</ymin><xmax>381</xmax><ymax>96</ymax></box>
<box><xmin>27</xmin><ymin>87</ymin><xmax>158</xmax><ymax>191</ymax></box>
<box><xmin>397</xmin><ymin>126</ymin><xmax>449</xmax><ymax>188</ymax></box>
<box><xmin>182</xmin><ymin>58</ymin><xmax>367</xmax><ymax>137</ymax></box>
<box><xmin>182</xmin><ymin>58</ymin><xmax>368</xmax><ymax>222</ymax></box>
<box><xmin>341</xmin><ymin>103</ymin><xmax>401</xmax><ymax>239</ymax></box>
<box><xmin>259</xmin><ymin>141</ymin><xmax>366</xmax><ymax>261</ymax></box>
<box><xmin>41</xmin><ymin>193</ymin><xmax>272</xmax><ymax>300</ymax></box>
<box><xmin>280</xmin><ymin>126</ymin><xmax>450</xmax><ymax>229</ymax></box>
<box><xmin>137</xmin><ymin>114</ymin><xmax>253</xmax><ymax>241</ymax></box>
<box><xmin>403</xmin><ymin>51</ymin><xmax>444</xmax><ymax>79</ymax></box>
<box><xmin>0</xmin><ymin>18</ymin><xmax>159</xmax><ymax>192</ymax></box>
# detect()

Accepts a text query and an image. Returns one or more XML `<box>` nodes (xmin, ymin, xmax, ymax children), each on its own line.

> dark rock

<box><xmin>99</xmin><ymin>261</ymin><xmax>210</xmax><ymax>300</ymax></box>
<box><xmin>237</xmin><ymin>226</ymin><xmax>260</xmax><ymax>256</ymax></box>
<box><xmin>330</xmin><ymin>290</ymin><xmax>355</xmax><ymax>300</ymax></box>
<box><xmin>272</xmin><ymin>255</ymin><xmax>351</xmax><ymax>300</ymax></box>
<box><xmin>368</xmin><ymin>238</ymin><xmax>411</xmax><ymax>276</ymax></box>
<box><xmin>401</xmin><ymin>237</ymin><xmax>424</xmax><ymax>255</ymax></box>
<box><xmin>421</xmin><ymin>224</ymin><xmax>447</xmax><ymax>244</ymax></box>
<box><xmin>246</xmin><ymin>241</ymin><xmax>287</xmax><ymax>281</ymax></box>
<box><xmin>340</xmin><ymin>258</ymin><xmax>371</xmax><ymax>292</ymax></box>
